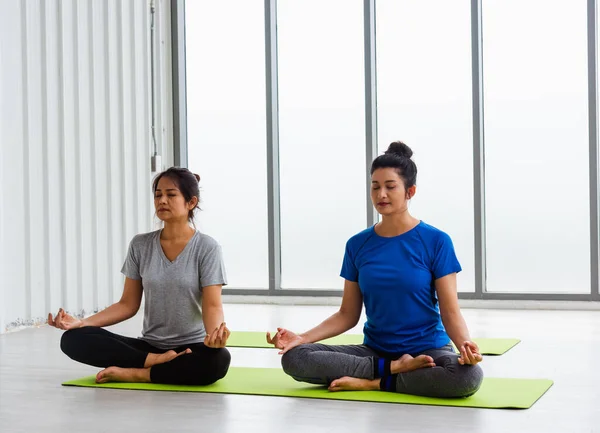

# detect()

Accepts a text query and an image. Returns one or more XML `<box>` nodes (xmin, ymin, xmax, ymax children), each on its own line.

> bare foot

<box><xmin>95</xmin><ymin>366</ymin><xmax>151</xmax><ymax>384</ymax></box>
<box><xmin>144</xmin><ymin>348</ymin><xmax>191</xmax><ymax>368</ymax></box>
<box><xmin>390</xmin><ymin>354</ymin><xmax>435</xmax><ymax>374</ymax></box>
<box><xmin>328</xmin><ymin>377</ymin><xmax>380</xmax><ymax>392</ymax></box>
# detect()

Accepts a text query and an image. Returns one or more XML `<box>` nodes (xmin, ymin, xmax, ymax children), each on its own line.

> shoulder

<box><xmin>128</xmin><ymin>230</ymin><xmax>160</xmax><ymax>248</ymax></box>
<box><xmin>193</xmin><ymin>232</ymin><xmax>223</xmax><ymax>258</ymax></box>
<box><xmin>195</xmin><ymin>232</ymin><xmax>221</xmax><ymax>249</ymax></box>
<box><xmin>345</xmin><ymin>226</ymin><xmax>376</xmax><ymax>251</ymax></box>
<box><xmin>415</xmin><ymin>221</ymin><xmax>453</xmax><ymax>246</ymax></box>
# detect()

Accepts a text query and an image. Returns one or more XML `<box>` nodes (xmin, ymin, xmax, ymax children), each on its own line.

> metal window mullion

<box><xmin>588</xmin><ymin>0</ymin><xmax>600</xmax><ymax>300</ymax></box>
<box><xmin>171</xmin><ymin>0</ymin><xmax>187</xmax><ymax>167</ymax></box>
<box><xmin>222</xmin><ymin>288</ymin><xmax>342</xmax><ymax>297</ymax></box>
<box><xmin>471</xmin><ymin>0</ymin><xmax>486</xmax><ymax>298</ymax></box>
<box><xmin>265</xmin><ymin>0</ymin><xmax>281</xmax><ymax>293</ymax></box>
<box><xmin>460</xmin><ymin>292</ymin><xmax>595</xmax><ymax>302</ymax></box>
<box><xmin>364</xmin><ymin>0</ymin><xmax>378</xmax><ymax>228</ymax></box>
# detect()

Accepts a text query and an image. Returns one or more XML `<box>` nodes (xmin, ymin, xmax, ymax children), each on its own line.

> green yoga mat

<box><xmin>227</xmin><ymin>332</ymin><xmax>520</xmax><ymax>355</ymax></box>
<box><xmin>63</xmin><ymin>367</ymin><xmax>552</xmax><ymax>409</ymax></box>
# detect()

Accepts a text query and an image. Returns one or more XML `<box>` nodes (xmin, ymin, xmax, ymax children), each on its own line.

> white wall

<box><xmin>0</xmin><ymin>0</ymin><xmax>174</xmax><ymax>333</ymax></box>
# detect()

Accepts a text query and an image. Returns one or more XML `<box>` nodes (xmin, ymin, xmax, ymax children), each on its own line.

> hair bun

<box><xmin>385</xmin><ymin>141</ymin><xmax>413</xmax><ymax>159</ymax></box>
<box><xmin>194</xmin><ymin>173</ymin><xmax>201</xmax><ymax>182</ymax></box>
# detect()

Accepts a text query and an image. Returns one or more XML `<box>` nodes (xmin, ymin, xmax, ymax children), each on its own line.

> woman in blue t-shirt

<box><xmin>266</xmin><ymin>142</ymin><xmax>483</xmax><ymax>398</ymax></box>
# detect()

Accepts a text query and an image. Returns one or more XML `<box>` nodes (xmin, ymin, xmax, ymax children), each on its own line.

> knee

<box><xmin>455</xmin><ymin>364</ymin><xmax>484</xmax><ymax>397</ymax></box>
<box><xmin>434</xmin><ymin>354</ymin><xmax>484</xmax><ymax>397</ymax></box>
<box><xmin>213</xmin><ymin>348</ymin><xmax>231</xmax><ymax>380</ymax></box>
<box><xmin>281</xmin><ymin>344</ymin><xmax>311</xmax><ymax>377</ymax></box>
<box><xmin>280</xmin><ymin>345</ymin><xmax>307</xmax><ymax>377</ymax></box>
<box><xmin>198</xmin><ymin>348</ymin><xmax>231</xmax><ymax>385</ymax></box>
<box><xmin>60</xmin><ymin>328</ymin><xmax>86</xmax><ymax>356</ymax></box>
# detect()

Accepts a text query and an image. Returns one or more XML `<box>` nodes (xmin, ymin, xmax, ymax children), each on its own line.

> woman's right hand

<box><xmin>47</xmin><ymin>308</ymin><xmax>84</xmax><ymax>330</ymax></box>
<box><xmin>266</xmin><ymin>327</ymin><xmax>304</xmax><ymax>355</ymax></box>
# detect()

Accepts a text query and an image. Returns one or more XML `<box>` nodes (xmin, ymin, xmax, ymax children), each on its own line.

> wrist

<box><xmin>452</xmin><ymin>335</ymin><xmax>470</xmax><ymax>345</ymax></box>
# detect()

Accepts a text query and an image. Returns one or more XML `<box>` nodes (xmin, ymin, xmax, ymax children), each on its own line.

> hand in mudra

<box><xmin>266</xmin><ymin>328</ymin><xmax>304</xmax><ymax>354</ymax></box>
<box><xmin>204</xmin><ymin>322</ymin><xmax>230</xmax><ymax>348</ymax></box>
<box><xmin>47</xmin><ymin>308</ymin><xmax>83</xmax><ymax>331</ymax></box>
<box><xmin>458</xmin><ymin>341</ymin><xmax>483</xmax><ymax>365</ymax></box>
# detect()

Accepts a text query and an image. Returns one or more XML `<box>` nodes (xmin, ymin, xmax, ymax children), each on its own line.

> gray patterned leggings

<box><xmin>281</xmin><ymin>343</ymin><xmax>483</xmax><ymax>398</ymax></box>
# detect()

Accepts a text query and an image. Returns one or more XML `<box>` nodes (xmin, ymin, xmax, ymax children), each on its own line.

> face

<box><xmin>154</xmin><ymin>176</ymin><xmax>197</xmax><ymax>222</ymax></box>
<box><xmin>370</xmin><ymin>168</ymin><xmax>416</xmax><ymax>216</ymax></box>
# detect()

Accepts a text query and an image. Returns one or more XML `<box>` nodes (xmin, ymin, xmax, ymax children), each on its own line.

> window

<box><xmin>483</xmin><ymin>0</ymin><xmax>590</xmax><ymax>293</ymax></box>
<box><xmin>277</xmin><ymin>0</ymin><xmax>366</xmax><ymax>289</ymax></box>
<box><xmin>377</xmin><ymin>0</ymin><xmax>475</xmax><ymax>292</ymax></box>
<box><xmin>186</xmin><ymin>0</ymin><xmax>269</xmax><ymax>289</ymax></box>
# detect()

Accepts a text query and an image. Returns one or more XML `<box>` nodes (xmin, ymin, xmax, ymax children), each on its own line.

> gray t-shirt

<box><xmin>121</xmin><ymin>229</ymin><xmax>227</xmax><ymax>349</ymax></box>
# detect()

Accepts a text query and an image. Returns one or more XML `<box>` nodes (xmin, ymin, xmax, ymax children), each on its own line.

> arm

<box><xmin>201</xmin><ymin>284</ymin><xmax>230</xmax><ymax>348</ymax></box>
<box><xmin>83</xmin><ymin>277</ymin><xmax>143</xmax><ymax>327</ymax></box>
<box><xmin>48</xmin><ymin>277</ymin><xmax>143</xmax><ymax>330</ymax></box>
<box><xmin>436</xmin><ymin>273</ymin><xmax>470</xmax><ymax>345</ymax></box>
<box><xmin>267</xmin><ymin>279</ymin><xmax>363</xmax><ymax>353</ymax></box>
<box><xmin>201</xmin><ymin>284</ymin><xmax>225</xmax><ymax>334</ymax></box>
<box><xmin>436</xmin><ymin>273</ymin><xmax>482</xmax><ymax>365</ymax></box>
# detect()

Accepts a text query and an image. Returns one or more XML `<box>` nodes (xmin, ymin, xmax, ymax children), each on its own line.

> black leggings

<box><xmin>60</xmin><ymin>327</ymin><xmax>231</xmax><ymax>386</ymax></box>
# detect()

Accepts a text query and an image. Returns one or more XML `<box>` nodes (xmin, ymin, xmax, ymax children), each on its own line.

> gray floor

<box><xmin>1</xmin><ymin>304</ymin><xmax>598</xmax><ymax>433</ymax></box>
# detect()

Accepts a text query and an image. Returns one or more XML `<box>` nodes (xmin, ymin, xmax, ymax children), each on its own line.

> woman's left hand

<box><xmin>204</xmin><ymin>322</ymin><xmax>230</xmax><ymax>348</ymax></box>
<box><xmin>458</xmin><ymin>341</ymin><xmax>483</xmax><ymax>365</ymax></box>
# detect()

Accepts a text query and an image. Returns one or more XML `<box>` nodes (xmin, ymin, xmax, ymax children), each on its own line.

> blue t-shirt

<box><xmin>340</xmin><ymin>221</ymin><xmax>461</xmax><ymax>355</ymax></box>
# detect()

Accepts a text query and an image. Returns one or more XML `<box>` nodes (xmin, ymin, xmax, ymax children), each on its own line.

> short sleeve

<box><xmin>432</xmin><ymin>233</ymin><xmax>462</xmax><ymax>279</ymax></box>
<box><xmin>200</xmin><ymin>244</ymin><xmax>228</xmax><ymax>288</ymax></box>
<box><xmin>340</xmin><ymin>241</ymin><xmax>359</xmax><ymax>282</ymax></box>
<box><xmin>121</xmin><ymin>237</ymin><xmax>141</xmax><ymax>280</ymax></box>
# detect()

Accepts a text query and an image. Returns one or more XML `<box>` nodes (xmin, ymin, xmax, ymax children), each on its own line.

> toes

<box><xmin>416</xmin><ymin>355</ymin><xmax>434</xmax><ymax>365</ymax></box>
<box><xmin>95</xmin><ymin>370</ymin><xmax>106</xmax><ymax>383</ymax></box>
<box><xmin>163</xmin><ymin>350</ymin><xmax>177</xmax><ymax>360</ymax></box>
<box><xmin>329</xmin><ymin>379</ymin><xmax>345</xmax><ymax>392</ymax></box>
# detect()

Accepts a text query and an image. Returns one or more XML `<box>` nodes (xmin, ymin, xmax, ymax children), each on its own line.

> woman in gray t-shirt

<box><xmin>47</xmin><ymin>167</ymin><xmax>231</xmax><ymax>386</ymax></box>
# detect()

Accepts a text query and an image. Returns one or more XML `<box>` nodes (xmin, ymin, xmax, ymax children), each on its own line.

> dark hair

<box><xmin>152</xmin><ymin>167</ymin><xmax>201</xmax><ymax>223</ymax></box>
<box><xmin>370</xmin><ymin>141</ymin><xmax>417</xmax><ymax>189</ymax></box>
